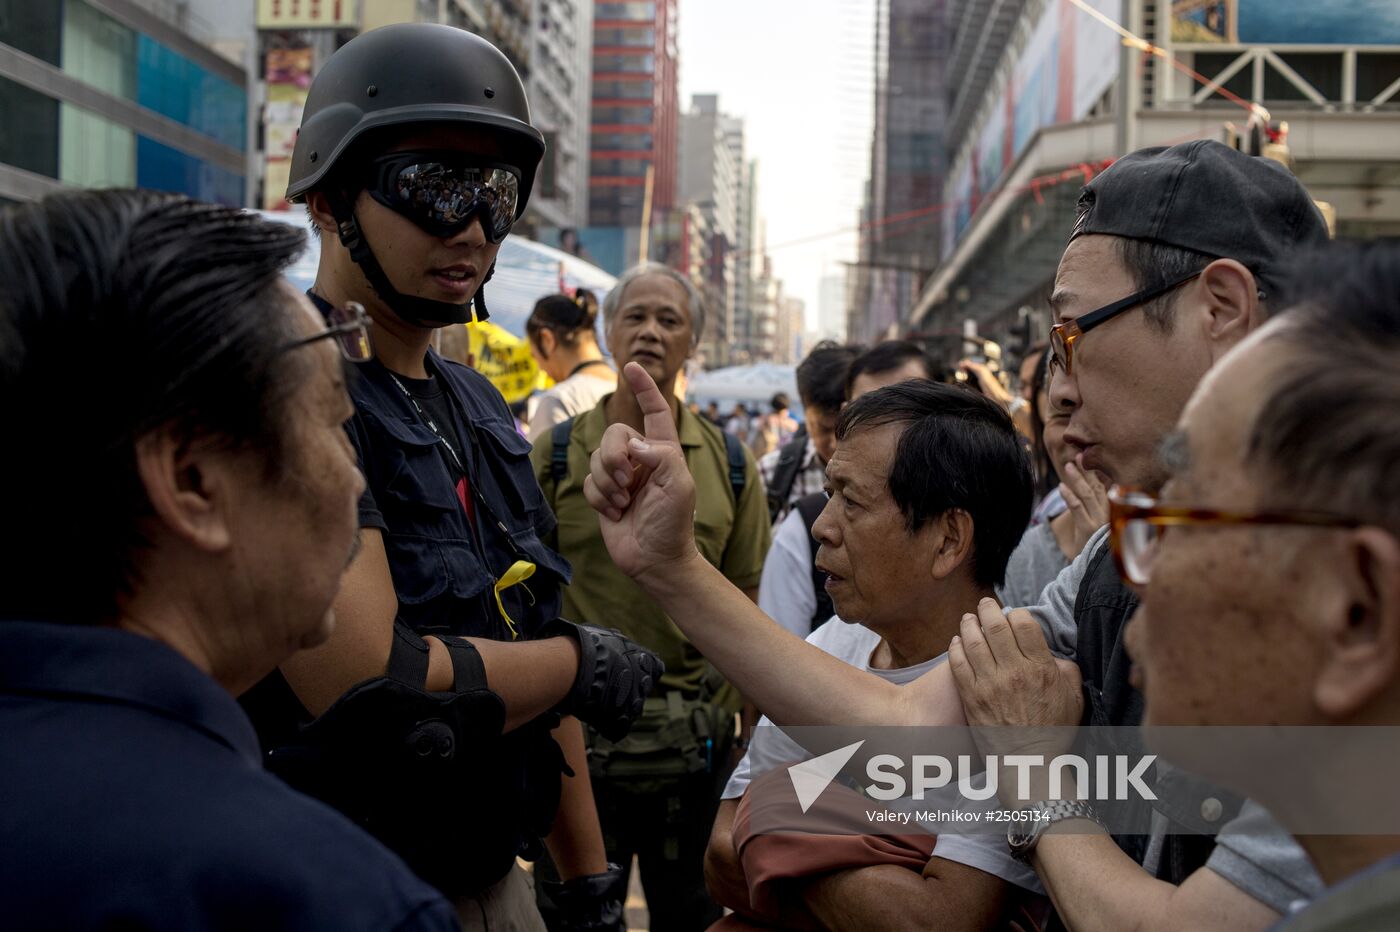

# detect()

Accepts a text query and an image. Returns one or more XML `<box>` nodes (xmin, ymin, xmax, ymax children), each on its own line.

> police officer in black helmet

<box><xmin>240</xmin><ymin>23</ymin><xmax>658</xmax><ymax>931</ymax></box>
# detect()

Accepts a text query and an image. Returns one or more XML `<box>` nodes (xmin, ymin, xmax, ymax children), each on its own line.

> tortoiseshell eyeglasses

<box><xmin>1107</xmin><ymin>486</ymin><xmax>1360</xmax><ymax>586</ymax></box>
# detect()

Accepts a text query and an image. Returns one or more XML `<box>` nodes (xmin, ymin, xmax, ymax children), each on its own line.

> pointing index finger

<box><xmin>623</xmin><ymin>362</ymin><xmax>680</xmax><ymax>445</ymax></box>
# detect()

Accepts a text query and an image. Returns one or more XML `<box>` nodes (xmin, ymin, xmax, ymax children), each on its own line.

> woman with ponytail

<box><xmin>525</xmin><ymin>290</ymin><xmax>616</xmax><ymax>441</ymax></box>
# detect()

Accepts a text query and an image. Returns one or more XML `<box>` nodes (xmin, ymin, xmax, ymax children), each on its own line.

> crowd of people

<box><xmin>2</xmin><ymin>21</ymin><xmax>1398</xmax><ymax>932</ymax></box>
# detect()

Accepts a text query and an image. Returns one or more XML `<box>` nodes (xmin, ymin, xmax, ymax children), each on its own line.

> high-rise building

<box><xmin>731</xmin><ymin>155</ymin><xmax>759</xmax><ymax>361</ymax></box>
<box><xmin>524</xmin><ymin>0</ymin><xmax>592</xmax><ymax>230</ymax></box>
<box><xmin>817</xmin><ymin>272</ymin><xmax>847</xmax><ymax>342</ymax></box>
<box><xmin>775</xmin><ymin>295</ymin><xmax>805</xmax><ymax>365</ymax></box>
<box><xmin>0</xmin><ymin>0</ymin><xmax>253</xmax><ymax>206</ymax></box>
<box><xmin>588</xmin><ymin>0</ymin><xmax>678</xmax><ymax>228</ymax></box>
<box><xmin>747</xmin><ymin>254</ymin><xmax>780</xmax><ymax>364</ymax></box>
<box><xmin>679</xmin><ymin>93</ymin><xmax>741</xmax><ymax>363</ymax></box>
<box><xmin>850</xmin><ymin>0</ymin><xmax>949</xmax><ymax>344</ymax></box>
<box><xmin>257</xmin><ymin>0</ymin><xmax>593</xmax><ymax>223</ymax></box>
<box><xmin>910</xmin><ymin>0</ymin><xmax>1400</xmax><ymax>361</ymax></box>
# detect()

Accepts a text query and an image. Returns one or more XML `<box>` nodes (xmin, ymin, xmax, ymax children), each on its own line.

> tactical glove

<box><xmin>536</xmin><ymin>619</ymin><xmax>663</xmax><ymax>741</ymax></box>
<box><xmin>540</xmin><ymin>862</ymin><xmax>627</xmax><ymax>932</ymax></box>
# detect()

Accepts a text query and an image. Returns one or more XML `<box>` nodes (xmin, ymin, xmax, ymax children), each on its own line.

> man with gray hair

<box><xmin>531</xmin><ymin>262</ymin><xmax>770</xmax><ymax>929</ymax></box>
<box><xmin>1120</xmin><ymin>241</ymin><xmax>1400</xmax><ymax>930</ymax></box>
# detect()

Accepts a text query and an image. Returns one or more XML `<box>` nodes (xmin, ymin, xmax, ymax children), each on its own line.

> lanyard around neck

<box><xmin>385</xmin><ymin>369</ymin><xmax>468</xmax><ymax>479</ymax></box>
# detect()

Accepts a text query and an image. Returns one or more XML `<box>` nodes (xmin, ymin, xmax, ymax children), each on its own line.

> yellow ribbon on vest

<box><xmin>494</xmin><ymin>560</ymin><xmax>537</xmax><ymax>639</ymax></box>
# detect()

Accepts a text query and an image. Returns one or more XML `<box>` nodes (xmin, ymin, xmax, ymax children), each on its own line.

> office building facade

<box><xmin>1</xmin><ymin>0</ymin><xmax>250</xmax><ymax>206</ymax></box>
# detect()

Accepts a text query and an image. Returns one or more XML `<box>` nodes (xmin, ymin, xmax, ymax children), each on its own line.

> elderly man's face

<box><xmin>1123</xmin><ymin>331</ymin><xmax>1325</xmax><ymax>729</ymax></box>
<box><xmin>224</xmin><ymin>286</ymin><xmax>366</xmax><ymax>659</ymax></box>
<box><xmin>812</xmin><ymin>423</ymin><xmax>940</xmax><ymax>631</ymax></box>
<box><xmin>606</xmin><ymin>272</ymin><xmax>693</xmax><ymax>388</ymax></box>
<box><xmin>1047</xmin><ymin>235</ymin><xmax>1213</xmax><ymax>491</ymax></box>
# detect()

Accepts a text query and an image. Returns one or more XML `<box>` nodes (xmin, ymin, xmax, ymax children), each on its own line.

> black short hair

<box><xmin>0</xmin><ymin>190</ymin><xmax>310</xmax><ymax>624</ymax></box>
<box><xmin>796</xmin><ymin>341</ymin><xmax>861</xmax><ymax>413</ymax></box>
<box><xmin>836</xmin><ymin>380</ymin><xmax>1033</xmax><ymax>587</ymax></box>
<box><xmin>1248</xmin><ymin>240</ymin><xmax>1400</xmax><ymax>536</ymax></box>
<box><xmin>844</xmin><ymin>340</ymin><xmax>935</xmax><ymax>400</ymax></box>
<box><xmin>770</xmin><ymin>392</ymin><xmax>789</xmax><ymax>412</ymax></box>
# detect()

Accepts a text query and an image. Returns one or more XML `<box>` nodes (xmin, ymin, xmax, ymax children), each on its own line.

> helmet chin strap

<box><xmin>327</xmin><ymin>190</ymin><xmax>492</xmax><ymax>325</ymax></box>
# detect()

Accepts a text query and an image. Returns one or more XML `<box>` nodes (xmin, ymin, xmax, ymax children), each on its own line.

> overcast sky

<box><xmin>678</xmin><ymin>0</ymin><xmax>878</xmax><ymax>328</ymax></box>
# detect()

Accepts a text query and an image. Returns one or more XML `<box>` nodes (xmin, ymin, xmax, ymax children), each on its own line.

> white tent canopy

<box><xmin>688</xmin><ymin>363</ymin><xmax>799</xmax><ymax>414</ymax></box>
<box><xmin>258</xmin><ymin>210</ymin><xmax>616</xmax><ymax>338</ymax></box>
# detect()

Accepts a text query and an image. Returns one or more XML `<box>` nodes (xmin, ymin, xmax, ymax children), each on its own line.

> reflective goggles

<box><xmin>365</xmin><ymin>151</ymin><xmax>521</xmax><ymax>242</ymax></box>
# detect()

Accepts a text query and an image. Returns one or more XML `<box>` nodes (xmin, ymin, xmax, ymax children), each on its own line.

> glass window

<box><xmin>592</xmin><ymin>132</ymin><xmax>653</xmax><ymax>151</ymax></box>
<box><xmin>137</xmin><ymin>136</ymin><xmax>244</xmax><ymax>206</ymax></box>
<box><xmin>62</xmin><ymin>1</ymin><xmax>136</xmax><ymax>102</ymax></box>
<box><xmin>137</xmin><ymin>36</ymin><xmax>247</xmax><ymax>151</ymax></box>
<box><xmin>590</xmin><ymin>157</ymin><xmax>650</xmax><ymax>177</ymax></box>
<box><xmin>61</xmin><ymin>103</ymin><xmax>135</xmax><ymax>187</ymax></box>
<box><xmin>594</xmin><ymin>52</ymin><xmax>654</xmax><ymax>74</ymax></box>
<box><xmin>1192</xmin><ymin>52</ymin><xmax>1252</xmax><ymax>108</ymax></box>
<box><xmin>593</xmin><ymin>79</ymin><xmax>653</xmax><ymax>101</ymax></box>
<box><xmin>596</xmin><ymin>2</ymin><xmax>655</xmax><ymax>20</ymax></box>
<box><xmin>1269</xmin><ymin>53</ymin><xmax>1342</xmax><ymax>102</ymax></box>
<box><xmin>1357</xmin><ymin>53</ymin><xmax>1400</xmax><ymax>103</ymax></box>
<box><xmin>592</xmin><ymin>105</ymin><xmax>653</xmax><ymax>124</ymax></box>
<box><xmin>0</xmin><ymin>76</ymin><xmax>59</xmax><ymax>178</ymax></box>
<box><xmin>0</xmin><ymin>0</ymin><xmax>61</xmax><ymax>66</ymax></box>
<box><xmin>594</xmin><ymin>26</ymin><xmax>655</xmax><ymax>47</ymax></box>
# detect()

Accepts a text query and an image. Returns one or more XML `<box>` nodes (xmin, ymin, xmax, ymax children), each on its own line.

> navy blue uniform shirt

<box><xmin>241</xmin><ymin>295</ymin><xmax>575</xmax><ymax>893</ymax></box>
<box><xmin>0</xmin><ymin>621</ymin><xmax>459</xmax><ymax>931</ymax></box>
<box><xmin>342</xmin><ymin>351</ymin><xmax>571</xmax><ymax>640</ymax></box>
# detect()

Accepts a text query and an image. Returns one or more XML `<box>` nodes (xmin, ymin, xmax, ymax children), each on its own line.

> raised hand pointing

<box><xmin>583</xmin><ymin>362</ymin><xmax>701</xmax><ymax>583</ymax></box>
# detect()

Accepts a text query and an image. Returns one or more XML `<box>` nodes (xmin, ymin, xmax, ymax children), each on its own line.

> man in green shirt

<box><xmin>532</xmin><ymin>262</ymin><xmax>771</xmax><ymax>930</ymax></box>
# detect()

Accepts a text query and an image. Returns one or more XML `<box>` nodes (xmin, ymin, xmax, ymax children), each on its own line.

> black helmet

<box><xmin>288</xmin><ymin>23</ymin><xmax>544</xmax><ymax>208</ymax></box>
<box><xmin>287</xmin><ymin>24</ymin><xmax>546</xmax><ymax>325</ymax></box>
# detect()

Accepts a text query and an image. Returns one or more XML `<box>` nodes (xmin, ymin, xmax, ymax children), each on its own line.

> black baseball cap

<box><xmin>1070</xmin><ymin>139</ymin><xmax>1329</xmax><ymax>298</ymax></box>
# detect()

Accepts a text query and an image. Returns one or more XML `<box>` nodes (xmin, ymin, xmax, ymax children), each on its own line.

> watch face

<box><xmin>1007</xmin><ymin>822</ymin><xmax>1035</xmax><ymax>851</ymax></box>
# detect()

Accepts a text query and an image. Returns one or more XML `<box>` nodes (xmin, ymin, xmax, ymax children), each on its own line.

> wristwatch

<box><xmin>1007</xmin><ymin>800</ymin><xmax>1106</xmax><ymax>862</ymax></box>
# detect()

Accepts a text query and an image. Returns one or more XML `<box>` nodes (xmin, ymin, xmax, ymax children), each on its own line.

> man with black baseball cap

<box><xmin>949</xmin><ymin>138</ymin><xmax>1333</xmax><ymax>929</ymax></box>
<box><xmin>239</xmin><ymin>23</ymin><xmax>661</xmax><ymax>931</ymax></box>
<box><xmin>573</xmin><ymin>139</ymin><xmax>1334</xmax><ymax>930</ymax></box>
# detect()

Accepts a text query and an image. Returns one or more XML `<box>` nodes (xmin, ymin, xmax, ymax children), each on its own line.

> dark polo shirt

<box><xmin>0</xmin><ymin>621</ymin><xmax>458</xmax><ymax>931</ymax></box>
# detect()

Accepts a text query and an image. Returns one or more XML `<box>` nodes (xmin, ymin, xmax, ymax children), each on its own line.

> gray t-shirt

<box><xmin>1022</xmin><ymin>527</ymin><xmax>1323</xmax><ymax>913</ymax></box>
<box><xmin>997</xmin><ymin>521</ymin><xmax>1071</xmax><ymax>610</ymax></box>
<box><xmin>525</xmin><ymin>367</ymin><xmax>616</xmax><ymax>443</ymax></box>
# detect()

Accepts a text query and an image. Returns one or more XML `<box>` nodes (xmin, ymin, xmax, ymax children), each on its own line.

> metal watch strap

<box><xmin>1008</xmin><ymin>799</ymin><xmax>1105</xmax><ymax>862</ymax></box>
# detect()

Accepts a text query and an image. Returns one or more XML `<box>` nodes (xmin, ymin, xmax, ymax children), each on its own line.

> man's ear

<box><xmin>305</xmin><ymin>191</ymin><xmax>339</xmax><ymax>235</ymax></box>
<box><xmin>1314</xmin><ymin>527</ymin><xmax>1400</xmax><ymax>720</ymax></box>
<box><xmin>134</xmin><ymin>430</ymin><xmax>234</xmax><ymax>554</ymax></box>
<box><xmin>929</xmin><ymin>509</ymin><xmax>975</xmax><ymax>581</ymax></box>
<box><xmin>1196</xmin><ymin>258</ymin><xmax>1261</xmax><ymax>360</ymax></box>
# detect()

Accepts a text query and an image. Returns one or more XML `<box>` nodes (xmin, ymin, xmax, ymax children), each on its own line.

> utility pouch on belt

<box><xmin>586</xmin><ymin>678</ymin><xmax>733</xmax><ymax>797</ymax></box>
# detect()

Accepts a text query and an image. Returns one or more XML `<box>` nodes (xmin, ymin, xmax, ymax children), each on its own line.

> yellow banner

<box><xmin>464</xmin><ymin>322</ymin><xmax>547</xmax><ymax>405</ymax></box>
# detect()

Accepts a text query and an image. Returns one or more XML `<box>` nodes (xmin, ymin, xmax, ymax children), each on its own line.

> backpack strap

<box><xmin>765</xmin><ymin>426</ymin><xmax>809</xmax><ymax>524</ymax></box>
<box><xmin>795</xmin><ymin>491</ymin><xmax>835</xmax><ymax>629</ymax></box>
<box><xmin>723</xmin><ymin>430</ymin><xmax>746</xmax><ymax>503</ymax></box>
<box><xmin>549</xmin><ymin>417</ymin><xmax>574</xmax><ymax>485</ymax></box>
